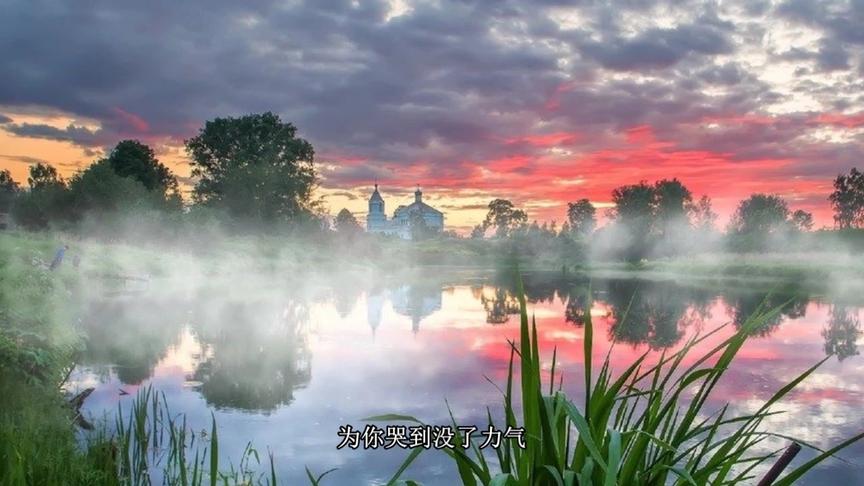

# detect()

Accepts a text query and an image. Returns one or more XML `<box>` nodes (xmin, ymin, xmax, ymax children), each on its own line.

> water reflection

<box><xmin>726</xmin><ymin>288</ymin><xmax>811</xmax><ymax>337</ymax></box>
<box><xmin>477</xmin><ymin>287</ymin><xmax>520</xmax><ymax>324</ymax></box>
<box><xmin>80</xmin><ymin>297</ymin><xmax>186</xmax><ymax>385</ymax></box>
<box><xmin>824</xmin><ymin>306</ymin><xmax>862</xmax><ymax>361</ymax></box>
<box><xmin>391</xmin><ymin>283</ymin><xmax>442</xmax><ymax>333</ymax></box>
<box><xmin>78</xmin><ymin>276</ymin><xmax>863</xmax><ymax>392</ymax></box>
<box><xmin>191</xmin><ymin>299</ymin><xmax>312</xmax><ymax>412</ymax></box>
<box><xmin>71</xmin><ymin>273</ymin><xmax>864</xmax><ymax>484</ymax></box>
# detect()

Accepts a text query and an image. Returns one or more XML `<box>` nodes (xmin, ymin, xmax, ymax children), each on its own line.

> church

<box><xmin>367</xmin><ymin>185</ymin><xmax>444</xmax><ymax>239</ymax></box>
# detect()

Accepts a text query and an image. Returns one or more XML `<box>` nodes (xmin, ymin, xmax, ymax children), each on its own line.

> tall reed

<box><xmin>89</xmin><ymin>386</ymin><xmax>278</xmax><ymax>486</ymax></box>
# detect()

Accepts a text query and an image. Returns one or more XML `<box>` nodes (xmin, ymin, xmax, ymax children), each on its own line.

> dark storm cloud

<box><xmin>578</xmin><ymin>23</ymin><xmax>734</xmax><ymax>71</ymax></box>
<box><xmin>0</xmin><ymin>0</ymin><xmax>861</xmax><ymax>191</ymax></box>
<box><xmin>777</xmin><ymin>0</ymin><xmax>864</xmax><ymax>45</ymax></box>
<box><xmin>0</xmin><ymin>114</ymin><xmax>12</xmax><ymax>124</ymax></box>
<box><xmin>817</xmin><ymin>39</ymin><xmax>851</xmax><ymax>71</ymax></box>
<box><xmin>2</xmin><ymin>122</ymin><xmax>104</xmax><ymax>146</ymax></box>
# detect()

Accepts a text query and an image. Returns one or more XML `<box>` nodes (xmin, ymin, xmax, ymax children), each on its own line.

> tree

<box><xmin>790</xmin><ymin>209</ymin><xmax>814</xmax><ymax>232</ymax></box>
<box><xmin>12</xmin><ymin>163</ymin><xmax>70</xmax><ymax>229</ymax></box>
<box><xmin>609</xmin><ymin>181</ymin><xmax>655</xmax><ymax>261</ymax></box>
<box><xmin>68</xmin><ymin>160</ymin><xmax>155</xmax><ymax>215</ymax></box>
<box><xmin>0</xmin><ymin>169</ymin><xmax>18</xmax><ymax>212</ymax></box>
<box><xmin>653</xmin><ymin>178</ymin><xmax>693</xmax><ymax>230</ymax></box>
<box><xmin>829</xmin><ymin>167</ymin><xmax>864</xmax><ymax>229</ymax></box>
<box><xmin>690</xmin><ymin>195</ymin><xmax>718</xmax><ymax>232</ymax></box>
<box><xmin>27</xmin><ymin>162</ymin><xmax>65</xmax><ymax>190</ymax></box>
<box><xmin>334</xmin><ymin>208</ymin><xmax>361</xmax><ymax>235</ymax></box>
<box><xmin>610</xmin><ymin>182</ymin><xmax>655</xmax><ymax>228</ymax></box>
<box><xmin>482</xmin><ymin>199</ymin><xmax>527</xmax><ymax>238</ymax></box>
<box><xmin>186</xmin><ymin>112</ymin><xmax>317</xmax><ymax>223</ymax></box>
<box><xmin>566</xmin><ymin>199</ymin><xmax>596</xmax><ymax>238</ymax></box>
<box><xmin>727</xmin><ymin>194</ymin><xmax>790</xmax><ymax>235</ymax></box>
<box><xmin>470</xmin><ymin>225</ymin><xmax>485</xmax><ymax>239</ymax></box>
<box><xmin>106</xmin><ymin>140</ymin><xmax>179</xmax><ymax>197</ymax></box>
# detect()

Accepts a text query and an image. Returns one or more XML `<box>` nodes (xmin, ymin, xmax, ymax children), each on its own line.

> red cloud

<box><xmin>505</xmin><ymin>132</ymin><xmax>581</xmax><ymax>147</ymax></box>
<box><xmin>812</xmin><ymin>112</ymin><xmax>864</xmax><ymax>128</ymax></box>
<box><xmin>111</xmin><ymin>107</ymin><xmax>150</xmax><ymax>133</ymax></box>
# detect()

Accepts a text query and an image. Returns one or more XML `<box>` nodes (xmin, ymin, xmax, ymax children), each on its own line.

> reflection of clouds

<box><xmin>72</xmin><ymin>281</ymin><xmax>864</xmax><ymax>484</ymax></box>
<box><xmin>719</xmin><ymin>398</ymin><xmax>864</xmax><ymax>482</ymax></box>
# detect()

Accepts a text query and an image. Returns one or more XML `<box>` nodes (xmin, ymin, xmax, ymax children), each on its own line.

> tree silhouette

<box><xmin>566</xmin><ymin>199</ymin><xmax>596</xmax><ymax>238</ymax></box>
<box><xmin>829</xmin><ymin>167</ymin><xmax>864</xmax><ymax>229</ymax></box>
<box><xmin>106</xmin><ymin>140</ymin><xmax>179</xmax><ymax>200</ymax></box>
<box><xmin>482</xmin><ymin>199</ymin><xmax>527</xmax><ymax>238</ymax></box>
<box><xmin>186</xmin><ymin>112</ymin><xmax>317</xmax><ymax>224</ymax></box>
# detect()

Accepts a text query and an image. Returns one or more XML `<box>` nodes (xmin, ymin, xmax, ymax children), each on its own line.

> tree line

<box><xmin>470</xmin><ymin>172</ymin><xmax>863</xmax><ymax>260</ymax></box>
<box><xmin>0</xmin><ymin>111</ymin><xmax>862</xmax><ymax>258</ymax></box>
<box><xmin>0</xmin><ymin>112</ymin><xmax>321</xmax><ymax>233</ymax></box>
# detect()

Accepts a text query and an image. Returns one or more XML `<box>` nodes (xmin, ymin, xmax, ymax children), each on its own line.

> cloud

<box><xmin>326</xmin><ymin>191</ymin><xmax>359</xmax><ymax>201</ymax></box>
<box><xmin>0</xmin><ymin>154</ymin><xmax>44</xmax><ymax>165</ymax></box>
<box><xmin>0</xmin><ymin>114</ymin><xmax>11</xmax><ymax>124</ymax></box>
<box><xmin>0</xmin><ymin>0</ymin><xmax>862</xmax><ymax>226</ymax></box>
<box><xmin>816</xmin><ymin>38</ymin><xmax>851</xmax><ymax>71</ymax></box>
<box><xmin>578</xmin><ymin>23</ymin><xmax>734</xmax><ymax>71</ymax></box>
<box><xmin>1</xmin><ymin>122</ymin><xmax>104</xmax><ymax>146</ymax></box>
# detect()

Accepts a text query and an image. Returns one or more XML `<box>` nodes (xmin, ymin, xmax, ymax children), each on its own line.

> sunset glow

<box><xmin>2</xmin><ymin>0</ymin><xmax>862</xmax><ymax>232</ymax></box>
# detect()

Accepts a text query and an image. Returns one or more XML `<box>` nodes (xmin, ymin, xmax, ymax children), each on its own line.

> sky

<box><xmin>1</xmin><ymin>0</ymin><xmax>863</xmax><ymax>232</ymax></box>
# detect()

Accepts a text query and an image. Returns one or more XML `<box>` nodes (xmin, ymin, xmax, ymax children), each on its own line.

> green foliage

<box><xmin>725</xmin><ymin>194</ymin><xmax>815</xmax><ymax>251</ymax></box>
<box><xmin>69</xmin><ymin>160</ymin><xmax>160</xmax><ymax>215</ymax></box>
<box><xmin>106</xmin><ymin>139</ymin><xmax>179</xmax><ymax>198</ymax></box>
<box><xmin>727</xmin><ymin>194</ymin><xmax>790</xmax><ymax>236</ymax></box>
<box><xmin>379</xmin><ymin>279</ymin><xmax>863</xmax><ymax>485</ymax></box>
<box><xmin>0</xmin><ymin>381</ymin><xmax>118</xmax><ymax>486</ymax></box>
<box><xmin>186</xmin><ymin>112</ymin><xmax>318</xmax><ymax>225</ymax></box>
<box><xmin>654</xmin><ymin>178</ymin><xmax>693</xmax><ymax>227</ymax></box>
<box><xmin>0</xmin><ymin>169</ymin><xmax>18</xmax><ymax>213</ymax></box>
<box><xmin>829</xmin><ymin>167</ymin><xmax>864</xmax><ymax>229</ymax></box>
<box><xmin>609</xmin><ymin>181</ymin><xmax>656</xmax><ymax>261</ymax></box>
<box><xmin>27</xmin><ymin>162</ymin><xmax>66</xmax><ymax>191</ymax></box>
<box><xmin>11</xmin><ymin>163</ymin><xmax>73</xmax><ymax>230</ymax></box>
<box><xmin>790</xmin><ymin>209</ymin><xmax>814</xmax><ymax>232</ymax></box>
<box><xmin>483</xmin><ymin>199</ymin><xmax>528</xmax><ymax>239</ymax></box>
<box><xmin>566</xmin><ymin>199</ymin><xmax>596</xmax><ymax>239</ymax></box>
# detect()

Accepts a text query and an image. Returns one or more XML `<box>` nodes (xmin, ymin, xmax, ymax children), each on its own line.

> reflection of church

<box><xmin>366</xmin><ymin>285</ymin><xmax>443</xmax><ymax>334</ymax></box>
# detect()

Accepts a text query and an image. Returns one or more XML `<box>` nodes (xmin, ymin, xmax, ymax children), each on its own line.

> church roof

<box><xmin>395</xmin><ymin>201</ymin><xmax>443</xmax><ymax>216</ymax></box>
<box><xmin>369</xmin><ymin>184</ymin><xmax>384</xmax><ymax>202</ymax></box>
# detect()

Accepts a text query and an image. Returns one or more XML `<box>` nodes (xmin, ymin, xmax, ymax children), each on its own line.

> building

<box><xmin>366</xmin><ymin>184</ymin><xmax>444</xmax><ymax>239</ymax></box>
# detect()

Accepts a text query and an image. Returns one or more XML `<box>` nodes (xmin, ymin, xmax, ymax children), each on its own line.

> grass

<box><xmin>88</xmin><ymin>385</ymin><xmax>279</xmax><ymax>486</ymax></box>
<box><xmin>373</xmin><ymin>278</ymin><xmax>864</xmax><ymax>485</ymax></box>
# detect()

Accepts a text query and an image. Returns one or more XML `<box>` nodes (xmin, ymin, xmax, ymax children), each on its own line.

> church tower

<box><xmin>367</xmin><ymin>184</ymin><xmax>387</xmax><ymax>232</ymax></box>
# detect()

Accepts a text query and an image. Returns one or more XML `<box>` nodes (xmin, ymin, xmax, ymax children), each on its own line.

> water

<box><xmin>68</xmin><ymin>272</ymin><xmax>864</xmax><ymax>484</ymax></box>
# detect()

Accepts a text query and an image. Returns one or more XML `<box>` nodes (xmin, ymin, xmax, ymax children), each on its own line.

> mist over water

<box><xmin>65</xmin><ymin>267</ymin><xmax>864</xmax><ymax>485</ymax></box>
